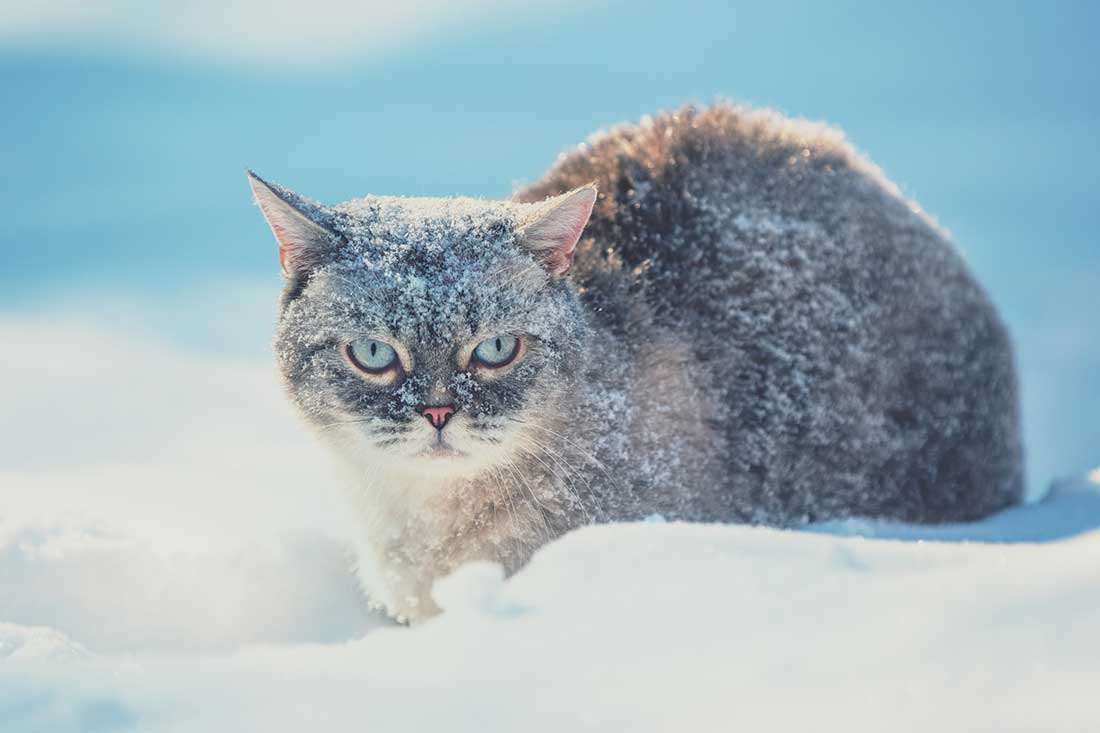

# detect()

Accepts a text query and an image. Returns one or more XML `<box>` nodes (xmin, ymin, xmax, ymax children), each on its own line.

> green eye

<box><xmin>473</xmin><ymin>334</ymin><xmax>520</xmax><ymax>367</ymax></box>
<box><xmin>346</xmin><ymin>338</ymin><xmax>398</xmax><ymax>373</ymax></box>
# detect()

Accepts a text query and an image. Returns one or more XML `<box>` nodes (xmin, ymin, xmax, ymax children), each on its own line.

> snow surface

<box><xmin>2</xmin><ymin>318</ymin><xmax>1098</xmax><ymax>731</ymax></box>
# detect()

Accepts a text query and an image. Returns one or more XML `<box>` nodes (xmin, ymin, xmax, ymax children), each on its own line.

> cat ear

<box><xmin>517</xmin><ymin>185</ymin><xmax>597</xmax><ymax>277</ymax></box>
<box><xmin>247</xmin><ymin>171</ymin><xmax>338</xmax><ymax>278</ymax></box>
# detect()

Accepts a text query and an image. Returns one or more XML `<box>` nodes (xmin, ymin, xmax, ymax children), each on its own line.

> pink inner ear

<box><xmin>547</xmin><ymin>243</ymin><xmax>577</xmax><ymax>278</ymax></box>
<box><xmin>271</xmin><ymin>224</ymin><xmax>300</xmax><ymax>276</ymax></box>
<box><xmin>524</xmin><ymin>186</ymin><xmax>597</xmax><ymax>277</ymax></box>
<box><xmin>270</xmin><ymin>219</ymin><xmax>319</xmax><ymax>276</ymax></box>
<box><xmin>249</xmin><ymin>172</ymin><xmax>331</xmax><ymax>278</ymax></box>
<box><xmin>277</xmin><ymin>244</ymin><xmax>292</xmax><ymax>275</ymax></box>
<box><xmin>271</xmin><ymin>226</ymin><xmax>291</xmax><ymax>273</ymax></box>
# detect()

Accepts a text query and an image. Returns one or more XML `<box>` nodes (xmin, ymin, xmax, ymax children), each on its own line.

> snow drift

<box><xmin>3</xmin><ymin>478</ymin><xmax>1100</xmax><ymax>732</ymax></box>
<box><xmin>1</xmin><ymin>318</ymin><xmax>1097</xmax><ymax>732</ymax></box>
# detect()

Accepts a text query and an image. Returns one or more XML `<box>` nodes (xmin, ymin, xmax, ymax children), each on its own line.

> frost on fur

<box><xmin>250</xmin><ymin>103</ymin><xmax>1024</xmax><ymax>623</ymax></box>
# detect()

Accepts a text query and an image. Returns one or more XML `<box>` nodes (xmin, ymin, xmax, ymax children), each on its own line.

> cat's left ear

<box><xmin>248</xmin><ymin>170</ymin><xmax>339</xmax><ymax>279</ymax></box>
<box><xmin>517</xmin><ymin>185</ymin><xmax>597</xmax><ymax>277</ymax></box>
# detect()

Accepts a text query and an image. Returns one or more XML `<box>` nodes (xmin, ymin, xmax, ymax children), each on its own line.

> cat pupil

<box><xmin>472</xmin><ymin>335</ymin><xmax>516</xmax><ymax>367</ymax></box>
<box><xmin>370</xmin><ymin>342</ymin><xmax>377</xmax><ymax>357</ymax></box>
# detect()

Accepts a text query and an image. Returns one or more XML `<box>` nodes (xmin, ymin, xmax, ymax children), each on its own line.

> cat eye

<box><xmin>345</xmin><ymin>338</ymin><xmax>398</xmax><ymax>374</ymax></box>
<box><xmin>472</xmin><ymin>335</ymin><xmax>520</xmax><ymax>368</ymax></box>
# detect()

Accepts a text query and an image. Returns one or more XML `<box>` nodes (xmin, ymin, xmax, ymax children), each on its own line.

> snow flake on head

<box><xmin>304</xmin><ymin>195</ymin><xmax>562</xmax><ymax>347</ymax></box>
<box><xmin>272</xmin><ymin>190</ymin><xmax>591</xmax><ymax>484</ymax></box>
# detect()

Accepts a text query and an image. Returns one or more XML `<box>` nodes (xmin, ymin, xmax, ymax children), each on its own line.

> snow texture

<box><xmin>2</xmin><ymin>479</ymin><xmax>1099</xmax><ymax>732</ymax></box>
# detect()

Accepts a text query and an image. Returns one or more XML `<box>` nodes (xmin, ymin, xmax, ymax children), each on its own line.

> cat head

<box><xmin>248</xmin><ymin>172</ymin><xmax>596</xmax><ymax>483</ymax></box>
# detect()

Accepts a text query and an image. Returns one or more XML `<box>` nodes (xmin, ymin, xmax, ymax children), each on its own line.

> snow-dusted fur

<box><xmin>252</xmin><ymin>104</ymin><xmax>1024</xmax><ymax>622</ymax></box>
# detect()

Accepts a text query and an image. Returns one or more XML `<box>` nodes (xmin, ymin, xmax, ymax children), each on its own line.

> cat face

<box><xmin>250</xmin><ymin>173</ymin><xmax>596</xmax><ymax>483</ymax></box>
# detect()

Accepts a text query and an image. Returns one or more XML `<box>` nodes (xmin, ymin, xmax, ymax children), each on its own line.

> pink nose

<box><xmin>422</xmin><ymin>405</ymin><xmax>456</xmax><ymax>429</ymax></box>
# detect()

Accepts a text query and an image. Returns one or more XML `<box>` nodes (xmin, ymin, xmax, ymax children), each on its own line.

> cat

<box><xmin>248</xmin><ymin>104</ymin><xmax>1024</xmax><ymax>623</ymax></box>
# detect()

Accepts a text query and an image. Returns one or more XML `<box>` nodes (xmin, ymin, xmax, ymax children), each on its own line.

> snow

<box><xmin>4</xmin><ymin>481</ymin><xmax>1100</xmax><ymax>732</ymax></box>
<box><xmin>2</xmin><ymin>317</ymin><xmax>1098</xmax><ymax>731</ymax></box>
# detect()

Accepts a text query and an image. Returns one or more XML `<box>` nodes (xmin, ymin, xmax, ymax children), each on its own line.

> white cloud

<box><xmin>0</xmin><ymin>0</ymin><xmax>547</xmax><ymax>64</ymax></box>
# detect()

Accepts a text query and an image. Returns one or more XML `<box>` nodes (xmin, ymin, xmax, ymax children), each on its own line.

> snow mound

<box><xmin>0</xmin><ymin>623</ymin><xmax>89</xmax><ymax>662</ymax></box>
<box><xmin>2</xmin><ymin>478</ymin><xmax>1099</xmax><ymax>732</ymax></box>
<box><xmin>430</xmin><ymin>560</ymin><xmax>510</xmax><ymax>615</ymax></box>
<box><xmin>0</xmin><ymin>520</ymin><xmax>382</xmax><ymax>653</ymax></box>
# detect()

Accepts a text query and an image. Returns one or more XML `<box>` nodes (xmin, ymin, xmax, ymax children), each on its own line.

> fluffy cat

<box><xmin>249</xmin><ymin>104</ymin><xmax>1024</xmax><ymax>622</ymax></box>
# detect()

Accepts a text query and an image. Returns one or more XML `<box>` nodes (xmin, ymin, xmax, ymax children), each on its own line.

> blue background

<box><xmin>1</xmin><ymin>0</ymin><xmax>1096</xmax><ymax>492</ymax></box>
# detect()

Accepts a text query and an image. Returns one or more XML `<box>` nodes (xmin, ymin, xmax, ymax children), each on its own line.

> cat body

<box><xmin>250</xmin><ymin>105</ymin><xmax>1024</xmax><ymax>622</ymax></box>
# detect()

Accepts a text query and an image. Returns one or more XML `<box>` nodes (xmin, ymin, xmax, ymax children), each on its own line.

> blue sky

<box><xmin>1</xmin><ymin>0</ymin><xmax>1096</xmax><ymax>491</ymax></box>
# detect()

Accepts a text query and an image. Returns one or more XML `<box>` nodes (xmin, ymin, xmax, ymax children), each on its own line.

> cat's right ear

<box><xmin>247</xmin><ymin>171</ymin><xmax>338</xmax><ymax>279</ymax></box>
<box><xmin>516</xmin><ymin>185</ymin><xmax>597</xmax><ymax>278</ymax></box>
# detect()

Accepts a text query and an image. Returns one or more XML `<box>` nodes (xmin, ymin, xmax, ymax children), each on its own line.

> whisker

<box><xmin>507</xmin><ymin>455</ymin><xmax>555</xmax><ymax>536</ymax></box>
<box><xmin>500</xmin><ymin>458</ymin><xmax>553</xmax><ymax>545</ymax></box>
<box><xmin>514</xmin><ymin>437</ymin><xmax>593</xmax><ymax>525</ymax></box>
<box><xmin>317</xmin><ymin>417</ymin><xmax>411</xmax><ymax>435</ymax></box>
<box><xmin>512</xmin><ymin>418</ymin><xmax>624</xmax><ymax>496</ymax></box>
<box><xmin>493</xmin><ymin>463</ymin><xmax>524</xmax><ymax>541</ymax></box>
<box><xmin>316</xmin><ymin>417</ymin><xmax>378</xmax><ymax>432</ymax></box>
<box><xmin>488</xmin><ymin>466</ymin><xmax>524</xmax><ymax>558</ymax></box>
